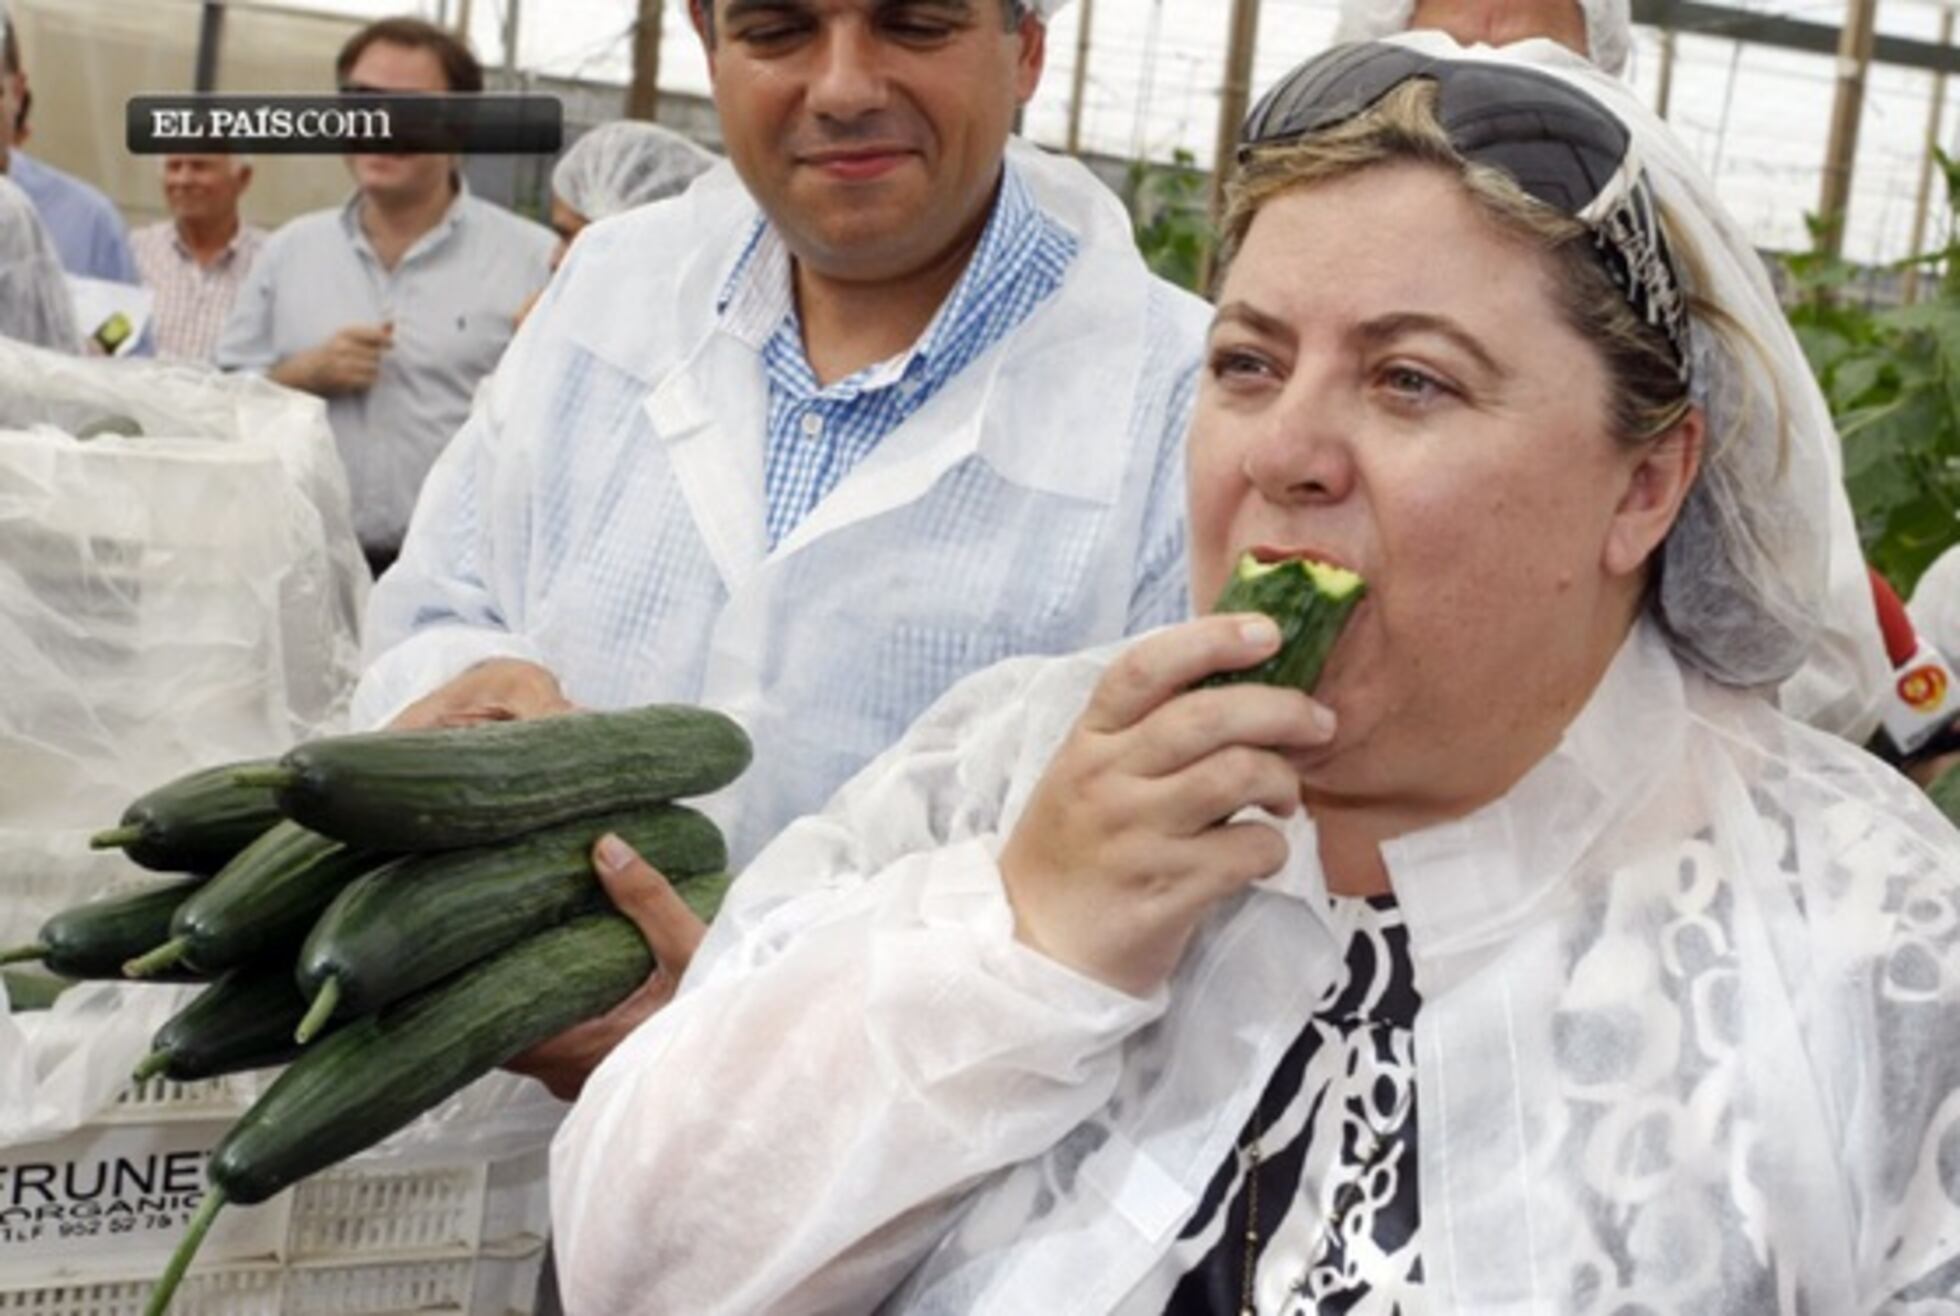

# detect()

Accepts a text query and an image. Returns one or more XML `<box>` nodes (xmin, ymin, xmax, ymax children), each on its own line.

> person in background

<box><xmin>1337</xmin><ymin>0</ymin><xmax>1628</xmax><ymax>73</ymax></box>
<box><xmin>215</xmin><ymin>16</ymin><xmax>553</xmax><ymax>580</ymax></box>
<box><xmin>551</xmin><ymin>42</ymin><xmax>1960</xmax><ymax>1313</ymax></box>
<box><xmin>511</xmin><ymin>119</ymin><xmax>717</xmax><ymax>327</ymax></box>
<box><xmin>1336</xmin><ymin>0</ymin><xmax>1891</xmax><ymax>745</ymax></box>
<box><xmin>0</xmin><ymin>10</ymin><xmax>139</xmax><ymax>285</ymax></box>
<box><xmin>0</xmin><ymin>172</ymin><xmax>77</xmax><ymax>351</ymax></box>
<box><xmin>357</xmin><ymin>0</ymin><xmax>1209</xmax><ymax>1099</ymax></box>
<box><xmin>548</xmin><ymin>120</ymin><xmax>715</xmax><ymax>262</ymax></box>
<box><xmin>131</xmin><ymin>154</ymin><xmax>265</xmax><ymax>363</ymax></box>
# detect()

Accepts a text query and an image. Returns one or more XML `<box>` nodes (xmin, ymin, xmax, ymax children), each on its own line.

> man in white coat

<box><xmin>354</xmin><ymin>0</ymin><xmax>1209</xmax><ymax>1096</ymax></box>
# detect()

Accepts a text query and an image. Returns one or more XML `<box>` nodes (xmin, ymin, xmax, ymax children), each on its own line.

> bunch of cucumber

<box><xmin>2</xmin><ymin>704</ymin><xmax>751</xmax><ymax>1315</ymax></box>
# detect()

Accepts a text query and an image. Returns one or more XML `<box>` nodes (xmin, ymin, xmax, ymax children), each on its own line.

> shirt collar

<box><xmin>338</xmin><ymin>176</ymin><xmax>470</xmax><ymax>264</ymax></box>
<box><xmin>714</xmin><ymin>159</ymin><xmax>1047</xmax><ymax>390</ymax></box>
<box><xmin>169</xmin><ymin>221</ymin><xmax>254</xmax><ymax>265</ymax></box>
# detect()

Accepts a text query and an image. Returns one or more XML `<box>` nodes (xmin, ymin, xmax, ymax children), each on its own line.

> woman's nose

<box><xmin>1238</xmin><ymin>386</ymin><xmax>1356</xmax><ymax>505</ymax></box>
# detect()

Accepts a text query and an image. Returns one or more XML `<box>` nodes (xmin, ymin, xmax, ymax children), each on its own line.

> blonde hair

<box><xmin>1219</xmin><ymin>79</ymin><xmax>1693</xmax><ymax>448</ymax></box>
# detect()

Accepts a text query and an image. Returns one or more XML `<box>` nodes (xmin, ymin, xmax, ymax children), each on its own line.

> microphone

<box><xmin>1869</xmin><ymin>568</ymin><xmax>1960</xmax><ymax>763</ymax></box>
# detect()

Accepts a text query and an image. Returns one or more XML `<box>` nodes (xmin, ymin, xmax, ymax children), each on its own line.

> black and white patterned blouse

<box><xmin>1161</xmin><ymin>896</ymin><xmax>1422</xmax><ymax>1315</ymax></box>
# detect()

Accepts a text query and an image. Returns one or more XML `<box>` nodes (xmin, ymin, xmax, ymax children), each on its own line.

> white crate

<box><xmin>0</xmin><ymin>1077</ymin><xmax>550</xmax><ymax>1314</ymax></box>
<box><xmin>0</xmin><ymin>1244</ymin><xmax>546</xmax><ymax>1315</ymax></box>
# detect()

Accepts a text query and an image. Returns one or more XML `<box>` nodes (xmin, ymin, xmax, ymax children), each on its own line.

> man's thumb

<box><xmin>592</xmin><ymin>833</ymin><xmax>706</xmax><ymax>970</ymax></box>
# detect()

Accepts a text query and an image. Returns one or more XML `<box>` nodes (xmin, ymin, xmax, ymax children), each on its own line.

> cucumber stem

<box><xmin>89</xmin><ymin>824</ymin><xmax>143</xmax><ymax>851</ymax></box>
<box><xmin>132</xmin><ymin>1049</ymin><xmax>173</xmax><ymax>1084</ymax></box>
<box><xmin>229</xmin><ymin>766</ymin><xmax>297</xmax><ymax>790</ymax></box>
<box><xmin>294</xmin><ymin>976</ymin><xmax>340</xmax><ymax>1044</ymax></box>
<box><xmin>0</xmin><ymin>945</ymin><xmax>45</xmax><ymax>966</ymax></box>
<box><xmin>144</xmin><ymin>1184</ymin><xmax>226</xmax><ymax>1316</ymax></box>
<box><xmin>124</xmin><ymin>938</ymin><xmax>190</xmax><ymax>979</ymax></box>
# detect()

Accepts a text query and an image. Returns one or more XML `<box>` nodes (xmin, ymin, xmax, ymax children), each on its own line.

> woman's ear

<box><xmin>1603</xmin><ymin>407</ymin><xmax>1704</xmax><ymax>578</ymax></box>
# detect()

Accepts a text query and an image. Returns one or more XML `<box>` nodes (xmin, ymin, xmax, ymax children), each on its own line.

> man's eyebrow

<box><xmin>1355</xmin><ymin>311</ymin><xmax>1508</xmax><ymax>380</ymax></box>
<box><xmin>874</xmin><ymin>0</ymin><xmax>978</xmax><ymax>13</ymax></box>
<box><xmin>722</xmin><ymin>0</ymin><xmax>811</xmax><ymax>23</ymax></box>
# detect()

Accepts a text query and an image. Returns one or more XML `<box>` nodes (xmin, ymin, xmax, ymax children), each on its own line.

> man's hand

<box><xmin>272</xmin><ymin>322</ymin><xmax>393</xmax><ymax>396</ymax></box>
<box><xmin>997</xmin><ymin>614</ymin><xmax>1339</xmax><ymax>998</ymax></box>
<box><xmin>504</xmin><ymin>833</ymin><xmax>709</xmax><ymax>1102</ymax></box>
<box><xmin>388</xmin><ymin>658</ymin><xmax>575</xmax><ymax>730</ymax></box>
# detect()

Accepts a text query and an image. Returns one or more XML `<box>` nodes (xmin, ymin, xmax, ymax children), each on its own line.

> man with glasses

<box><xmin>216</xmin><ymin>16</ymin><xmax>553</xmax><ymax>580</ymax></box>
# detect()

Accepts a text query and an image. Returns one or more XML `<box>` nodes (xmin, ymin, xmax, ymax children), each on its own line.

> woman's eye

<box><xmin>1209</xmin><ymin>348</ymin><xmax>1275</xmax><ymax>382</ymax></box>
<box><xmin>1380</xmin><ymin>365</ymin><xmax>1451</xmax><ymax>404</ymax></box>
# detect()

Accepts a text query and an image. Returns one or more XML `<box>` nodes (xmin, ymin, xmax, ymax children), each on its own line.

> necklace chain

<box><xmin>1236</xmin><ymin>1097</ymin><xmax>1392</xmax><ymax>1316</ymax></box>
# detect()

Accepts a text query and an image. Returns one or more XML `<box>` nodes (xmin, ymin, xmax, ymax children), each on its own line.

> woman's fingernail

<box><xmin>1239</xmin><ymin>616</ymin><xmax>1280</xmax><ymax>648</ymax></box>
<box><xmin>596</xmin><ymin>834</ymin><xmax>632</xmax><ymax>872</ymax></box>
<box><xmin>1308</xmin><ymin>704</ymin><xmax>1338</xmax><ymax>738</ymax></box>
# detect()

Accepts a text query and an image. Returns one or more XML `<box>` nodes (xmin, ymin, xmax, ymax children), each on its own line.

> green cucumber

<box><xmin>1</xmin><ymin>877</ymin><xmax>207</xmax><ymax>981</ymax></box>
<box><xmin>134</xmin><ymin>964</ymin><xmax>319</xmax><ymax>1084</ymax></box>
<box><xmin>294</xmin><ymin>804</ymin><xmax>726</xmax><ymax>1037</ymax></box>
<box><xmin>234</xmin><ymin>704</ymin><xmax>752</xmax><ymax>852</ymax></box>
<box><xmin>124</xmin><ymin>822</ymin><xmax>387</xmax><ymax>978</ymax></box>
<box><xmin>90</xmin><ymin>760</ymin><xmax>284</xmax><ymax>874</ymax></box>
<box><xmin>144</xmin><ymin>915</ymin><xmax>657</xmax><ymax>1313</ymax></box>
<box><xmin>1199</xmin><ymin>552</ymin><xmax>1366</xmax><ymax>693</ymax></box>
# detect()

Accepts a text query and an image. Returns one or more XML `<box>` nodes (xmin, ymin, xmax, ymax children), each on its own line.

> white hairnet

<box><xmin>1910</xmin><ymin>544</ymin><xmax>1960</xmax><ymax>667</ymax></box>
<box><xmin>0</xmin><ymin>176</ymin><xmax>77</xmax><ymax>353</ymax></box>
<box><xmin>1374</xmin><ymin>34</ymin><xmax>1834</xmax><ymax>688</ymax></box>
<box><xmin>1335</xmin><ymin>0</ymin><xmax>1632</xmax><ymax>77</ymax></box>
<box><xmin>551</xmin><ymin>122</ymin><xmax>717</xmax><ymax>223</ymax></box>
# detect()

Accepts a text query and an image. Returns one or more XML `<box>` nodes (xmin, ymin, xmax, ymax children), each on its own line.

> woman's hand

<box><xmin>998</xmin><ymin>615</ymin><xmax>1338</xmax><ymax>997</ymax></box>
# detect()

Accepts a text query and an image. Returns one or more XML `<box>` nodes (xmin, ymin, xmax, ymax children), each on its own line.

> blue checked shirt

<box><xmin>718</xmin><ymin>167</ymin><xmax>1078</xmax><ymax>548</ymax></box>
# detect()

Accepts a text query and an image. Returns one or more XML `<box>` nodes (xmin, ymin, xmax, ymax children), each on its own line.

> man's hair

<box><xmin>335</xmin><ymin>17</ymin><xmax>484</xmax><ymax>94</ymax></box>
<box><xmin>1</xmin><ymin>9</ymin><xmax>29</xmax><ymax>136</ymax></box>
<box><xmin>690</xmin><ymin>0</ymin><xmax>1031</xmax><ymax>45</ymax></box>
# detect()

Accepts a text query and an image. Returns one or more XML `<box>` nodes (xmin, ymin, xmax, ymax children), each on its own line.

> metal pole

<box><xmin>1065</xmin><ymin>0</ymin><xmax>1095</xmax><ymax>156</ymax></box>
<box><xmin>1904</xmin><ymin>5</ymin><xmax>1954</xmax><ymax>303</ymax></box>
<box><xmin>194</xmin><ymin>1</ymin><xmax>226</xmax><ymax>93</ymax></box>
<box><xmin>627</xmin><ymin>0</ymin><xmax>664</xmax><ymax>120</ymax></box>
<box><xmin>501</xmin><ymin>0</ymin><xmax>521</xmax><ymax>75</ymax></box>
<box><xmin>1210</xmin><ymin>0</ymin><xmax>1261</xmax><ymax>218</ymax></box>
<box><xmin>454</xmin><ymin>0</ymin><xmax>474</xmax><ymax>38</ymax></box>
<box><xmin>1817</xmin><ymin>0</ymin><xmax>1882</xmax><ymax>257</ymax></box>
<box><xmin>1656</xmin><ymin>26</ymin><xmax>1677</xmax><ymax>119</ymax></box>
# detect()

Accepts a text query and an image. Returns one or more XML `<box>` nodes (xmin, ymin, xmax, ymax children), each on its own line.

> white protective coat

<box><xmin>553</xmin><ymin>616</ymin><xmax>1960</xmax><ymax>1314</ymax></box>
<box><xmin>355</xmin><ymin>142</ymin><xmax>1209</xmax><ymax>867</ymax></box>
<box><xmin>0</xmin><ymin>175</ymin><xmax>78</xmax><ymax>352</ymax></box>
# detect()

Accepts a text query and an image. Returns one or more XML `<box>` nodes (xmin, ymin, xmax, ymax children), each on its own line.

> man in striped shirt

<box><xmin>130</xmin><ymin>155</ymin><xmax>265</xmax><ymax>363</ymax></box>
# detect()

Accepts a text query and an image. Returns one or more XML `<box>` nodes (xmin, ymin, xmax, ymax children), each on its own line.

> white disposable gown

<box><xmin>552</xmin><ymin>620</ymin><xmax>1960</xmax><ymax>1314</ymax></box>
<box><xmin>354</xmin><ymin>142</ymin><xmax>1209</xmax><ymax>867</ymax></box>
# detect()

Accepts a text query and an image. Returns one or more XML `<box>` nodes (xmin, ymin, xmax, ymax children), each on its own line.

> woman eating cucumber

<box><xmin>550</xmin><ymin>38</ymin><xmax>1960</xmax><ymax>1314</ymax></box>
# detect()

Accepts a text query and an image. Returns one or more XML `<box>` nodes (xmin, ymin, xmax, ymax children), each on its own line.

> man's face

<box><xmin>342</xmin><ymin>40</ymin><xmax>455</xmax><ymax>205</ymax></box>
<box><xmin>1408</xmin><ymin>0</ymin><xmax>1589</xmax><ymax>58</ymax></box>
<box><xmin>162</xmin><ymin>154</ymin><xmax>250</xmax><ymax>227</ymax></box>
<box><xmin>702</xmin><ymin>0</ymin><xmax>1045</xmax><ymax>283</ymax></box>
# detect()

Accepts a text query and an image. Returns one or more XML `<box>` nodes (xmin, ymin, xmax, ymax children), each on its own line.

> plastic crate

<box><xmin>0</xmin><ymin>1077</ymin><xmax>550</xmax><ymax>1314</ymax></box>
<box><xmin>0</xmin><ymin>1244</ymin><xmax>546</xmax><ymax>1315</ymax></box>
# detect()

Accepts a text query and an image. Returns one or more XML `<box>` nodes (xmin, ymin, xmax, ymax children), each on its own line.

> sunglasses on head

<box><xmin>1240</xmin><ymin>43</ymin><xmax>1690</xmax><ymax>383</ymax></box>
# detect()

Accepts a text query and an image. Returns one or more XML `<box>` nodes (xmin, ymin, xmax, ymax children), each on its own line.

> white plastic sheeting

<box><xmin>0</xmin><ymin>341</ymin><xmax>364</xmax><ymax>1145</ymax></box>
